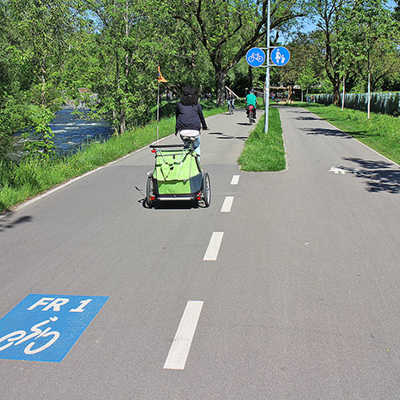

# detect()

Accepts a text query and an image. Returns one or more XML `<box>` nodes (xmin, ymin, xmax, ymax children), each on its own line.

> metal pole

<box><xmin>264</xmin><ymin>0</ymin><xmax>270</xmax><ymax>134</ymax></box>
<box><xmin>367</xmin><ymin>51</ymin><xmax>371</xmax><ymax>120</ymax></box>
<box><xmin>367</xmin><ymin>71</ymin><xmax>371</xmax><ymax>119</ymax></box>
<box><xmin>341</xmin><ymin>75</ymin><xmax>345</xmax><ymax>111</ymax></box>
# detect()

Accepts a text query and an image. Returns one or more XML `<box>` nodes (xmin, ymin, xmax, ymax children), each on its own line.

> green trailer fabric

<box><xmin>153</xmin><ymin>149</ymin><xmax>202</xmax><ymax>195</ymax></box>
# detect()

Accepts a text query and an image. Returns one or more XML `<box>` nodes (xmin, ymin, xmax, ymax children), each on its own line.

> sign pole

<box><xmin>265</xmin><ymin>0</ymin><xmax>270</xmax><ymax>134</ymax></box>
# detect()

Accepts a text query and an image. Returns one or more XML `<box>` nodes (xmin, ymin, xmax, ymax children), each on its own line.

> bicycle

<box><xmin>227</xmin><ymin>99</ymin><xmax>234</xmax><ymax>115</ymax></box>
<box><xmin>0</xmin><ymin>317</ymin><xmax>60</xmax><ymax>355</ymax></box>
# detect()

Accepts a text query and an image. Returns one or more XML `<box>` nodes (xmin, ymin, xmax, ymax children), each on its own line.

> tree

<box><xmin>8</xmin><ymin>0</ymin><xmax>73</xmax><ymax>107</ymax></box>
<box><xmin>394</xmin><ymin>0</ymin><xmax>400</xmax><ymax>21</ymax></box>
<box><xmin>0</xmin><ymin>0</ymin><xmax>73</xmax><ymax>161</ymax></box>
<box><xmin>77</xmin><ymin>0</ymin><xmax>169</xmax><ymax>134</ymax></box>
<box><xmin>271</xmin><ymin>33</ymin><xmax>322</xmax><ymax>95</ymax></box>
<box><xmin>164</xmin><ymin>0</ymin><xmax>308</xmax><ymax>104</ymax></box>
<box><xmin>339</xmin><ymin>0</ymin><xmax>399</xmax><ymax>116</ymax></box>
<box><xmin>311</xmin><ymin>0</ymin><xmax>354</xmax><ymax>105</ymax></box>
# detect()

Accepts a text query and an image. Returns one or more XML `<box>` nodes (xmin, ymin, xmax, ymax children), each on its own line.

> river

<box><xmin>50</xmin><ymin>107</ymin><xmax>113</xmax><ymax>155</ymax></box>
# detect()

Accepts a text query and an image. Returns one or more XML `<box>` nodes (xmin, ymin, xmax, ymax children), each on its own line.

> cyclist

<box><xmin>226</xmin><ymin>90</ymin><xmax>235</xmax><ymax>114</ymax></box>
<box><xmin>246</xmin><ymin>89</ymin><xmax>257</xmax><ymax>119</ymax></box>
<box><xmin>175</xmin><ymin>86</ymin><xmax>208</xmax><ymax>156</ymax></box>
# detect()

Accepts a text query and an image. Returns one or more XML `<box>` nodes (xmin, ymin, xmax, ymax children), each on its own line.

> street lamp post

<box><xmin>264</xmin><ymin>0</ymin><xmax>270</xmax><ymax>134</ymax></box>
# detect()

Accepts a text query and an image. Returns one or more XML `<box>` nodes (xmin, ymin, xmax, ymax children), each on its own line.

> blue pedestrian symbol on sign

<box><xmin>246</xmin><ymin>47</ymin><xmax>266</xmax><ymax>67</ymax></box>
<box><xmin>0</xmin><ymin>294</ymin><xmax>108</xmax><ymax>362</ymax></box>
<box><xmin>270</xmin><ymin>47</ymin><xmax>290</xmax><ymax>66</ymax></box>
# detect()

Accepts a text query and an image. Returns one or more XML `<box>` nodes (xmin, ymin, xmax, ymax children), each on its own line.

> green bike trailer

<box><xmin>145</xmin><ymin>144</ymin><xmax>211</xmax><ymax>208</ymax></box>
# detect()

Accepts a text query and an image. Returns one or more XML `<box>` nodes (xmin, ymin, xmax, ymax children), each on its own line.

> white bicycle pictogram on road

<box><xmin>0</xmin><ymin>317</ymin><xmax>60</xmax><ymax>355</ymax></box>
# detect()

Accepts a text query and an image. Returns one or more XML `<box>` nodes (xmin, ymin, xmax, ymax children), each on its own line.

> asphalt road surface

<box><xmin>1</xmin><ymin>106</ymin><xmax>400</xmax><ymax>399</ymax></box>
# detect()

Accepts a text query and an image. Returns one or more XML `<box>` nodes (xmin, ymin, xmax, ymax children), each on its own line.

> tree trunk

<box><xmin>41</xmin><ymin>63</ymin><xmax>46</xmax><ymax>107</ymax></box>
<box><xmin>120</xmin><ymin>110</ymin><xmax>126</xmax><ymax>135</ymax></box>
<box><xmin>288</xmin><ymin>86</ymin><xmax>293</xmax><ymax>104</ymax></box>
<box><xmin>119</xmin><ymin>0</ymin><xmax>129</xmax><ymax>135</ymax></box>
<box><xmin>333</xmin><ymin>77</ymin><xmax>340</xmax><ymax>106</ymax></box>
<box><xmin>248</xmin><ymin>64</ymin><xmax>253</xmax><ymax>91</ymax></box>
<box><xmin>114</xmin><ymin>48</ymin><xmax>121</xmax><ymax>136</ymax></box>
<box><xmin>215</xmin><ymin>70</ymin><xmax>226</xmax><ymax>105</ymax></box>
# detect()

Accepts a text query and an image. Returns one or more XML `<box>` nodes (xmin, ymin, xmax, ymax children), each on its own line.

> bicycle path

<box><xmin>0</xmin><ymin>108</ymin><xmax>261</xmax><ymax>399</ymax></box>
<box><xmin>2</xmin><ymin>106</ymin><xmax>400</xmax><ymax>399</ymax></box>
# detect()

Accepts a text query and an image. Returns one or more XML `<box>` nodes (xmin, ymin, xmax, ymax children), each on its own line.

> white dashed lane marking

<box><xmin>163</xmin><ymin>301</ymin><xmax>204</xmax><ymax>370</ymax></box>
<box><xmin>203</xmin><ymin>232</ymin><xmax>224</xmax><ymax>261</ymax></box>
<box><xmin>221</xmin><ymin>196</ymin><xmax>234</xmax><ymax>213</ymax></box>
<box><xmin>231</xmin><ymin>175</ymin><xmax>240</xmax><ymax>185</ymax></box>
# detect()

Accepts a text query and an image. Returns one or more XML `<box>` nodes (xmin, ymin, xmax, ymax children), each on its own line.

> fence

<box><xmin>306</xmin><ymin>92</ymin><xmax>400</xmax><ymax>117</ymax></box>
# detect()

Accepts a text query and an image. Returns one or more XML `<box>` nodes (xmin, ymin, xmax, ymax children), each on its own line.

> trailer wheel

<box><xmin>201</xmin><ymin>172</ymin><xmax>211</xmax><ymax>207</ymax></box>
<box><xmin>146</xmin><ymin>175</ymin><xmax>154</xmax><ymax>208</ymax></box>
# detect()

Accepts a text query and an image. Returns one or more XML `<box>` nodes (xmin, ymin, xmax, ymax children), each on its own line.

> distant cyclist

<box><xmin>226</xmin><ymin>90</ymin><xmax>235</xmax><ymax>114</ymax></box>
<box><xmin>246</xmin><ymin>89</ymin><xmax>257</xmax><ymax>118</ymax></box>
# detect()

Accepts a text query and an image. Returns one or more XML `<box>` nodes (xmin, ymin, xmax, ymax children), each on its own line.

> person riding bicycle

<box><xmin>227</xmin><ymin>90</ymin><xmax>235</xmax><ymax>114</ymax></box>
<box><xmin>175</xmin><ymin>86</ymin><xmax>208</xmax><ymax>156</ymax></box>
<box><xmin>246</xmin><ymin>89</ymin><xmax>257</xmax><ymax>118</ymax></box>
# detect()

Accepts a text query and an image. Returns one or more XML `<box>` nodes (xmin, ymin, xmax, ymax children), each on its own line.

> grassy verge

<box><xmin>296</xmin><ymin>103</ymin><xmax>400</xmax><ymax>164</ymax></box>
<box><xmin>238</xmin><ymin>107</ymin><xmax>286</xmax><ymax>171</ymax></box>
<box><xmin>0</xmin><ymin>104</ymin><xmax>225</xmax><ymax>213</ymax></box>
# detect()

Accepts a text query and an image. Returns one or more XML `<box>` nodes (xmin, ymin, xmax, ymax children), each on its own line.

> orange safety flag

<box><xmin>157</xmin><ymin>66</ymin><xmax>167</xmax><ymax>83</ymax></box>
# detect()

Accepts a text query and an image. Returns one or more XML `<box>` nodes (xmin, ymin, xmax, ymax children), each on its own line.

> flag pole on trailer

<box><xmin>156</xmin><ymin>81</ymin><xmax>160</xmax><ymax>142</ymax></box>
<box><xmin>157</xmin><ymin>66</ymin><xmax>168</xmax><ymax>142</ymax></box>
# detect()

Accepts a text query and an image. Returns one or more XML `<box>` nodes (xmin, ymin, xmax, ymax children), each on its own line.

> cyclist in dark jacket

<box><xmin>175</xmin><ymin>87</ymin><xmax>208</xmax><ymax>156</ymax></box>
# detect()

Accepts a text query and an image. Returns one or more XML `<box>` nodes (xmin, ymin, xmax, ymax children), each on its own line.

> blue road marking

<box><xmin>0</xmin><ymin>294</ymin><xmax>109</xmax><ymax>362</ymax></box>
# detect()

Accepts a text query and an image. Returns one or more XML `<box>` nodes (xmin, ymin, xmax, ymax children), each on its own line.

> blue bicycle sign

<box><xmin>270</xmin><ymin>47</ymin><xmax>290</xmax><ymax>66</ymax></box>
<box><xmin>246</xmin><ymin>47</ymin><xmax>266</xmax><ymax>67</ymax></box>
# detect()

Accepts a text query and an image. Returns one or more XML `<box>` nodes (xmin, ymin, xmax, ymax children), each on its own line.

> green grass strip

<box><xmin>238</xmin><ymin>107</ymin><xmax>286</xmax><ymax>171</ymax></box>
<box><xmin>0</xmin><ymin>104</ymin><xmax>225</xmax><ymax>212</ymax></box>
<box><xmin>297</xmin><ymin>103</ymin><xmax>400</xmax><ymax>164</ymax></box>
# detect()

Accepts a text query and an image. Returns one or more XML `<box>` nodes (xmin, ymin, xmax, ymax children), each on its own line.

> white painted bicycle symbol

<box><xmin>0</xmin><ymin>317</ymin><xmax>60</xmax><ymax>355</ymax></box>
<box><xmin>248</xmin><ymin>52</ymin><xmax>264</xmax><ymax>63</ymax></box>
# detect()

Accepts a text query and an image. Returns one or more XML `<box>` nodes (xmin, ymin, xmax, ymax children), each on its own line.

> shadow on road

<box><xmin>0</xmin><ymin>214</ymin><xmax>33</xmax><ymax>232</ymax></box>
<box><xmin>207</xmin><ymin>131</ymin><xmax>248</xmax><ymax>141</ymax></box>
<box><xmin>302</xmin><ymin>127</ymin><xmax>352</xmax><ymax>138</ymax></box>
<box><xmin>143</xmin><ymin>200</ymin><xmax>200</xmax><ymax>210</ymax></box>
<box><xmin>216</xmin><ymin>135</ymin><xmax>247</xmax><ymax>141</ymax></box>
<box><xmin>296</xmin><ymin>116</ymin><xmax>320</xmax><ymax>121</ymax></box>
<box><xmin>341</xmin><ymin>157</ymin><xmax>400</xmax><ymax>194</ymax></box>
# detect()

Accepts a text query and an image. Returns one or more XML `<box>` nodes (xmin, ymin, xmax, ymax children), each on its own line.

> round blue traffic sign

<box><xmin>270</xmin><ymin>47</ymin><xmax>290</xmax><ymax>66</ymax></box>
<box><xmin>246</xmin><ymin>47</ymin><xmax>266</xmax><ymax>67</ymax></box>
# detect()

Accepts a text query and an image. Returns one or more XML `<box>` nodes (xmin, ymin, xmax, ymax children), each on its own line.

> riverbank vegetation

<box><xmin>239</xmin><ymin>108</ymin><xmax>285</xmax><ymax>171</ymax></box>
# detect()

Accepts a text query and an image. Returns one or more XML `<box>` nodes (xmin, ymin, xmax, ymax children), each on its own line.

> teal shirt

<box><xmin>246</xmin><ymin>93</ymin><xmax>257</xmax><ymax>107</ymax></box>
